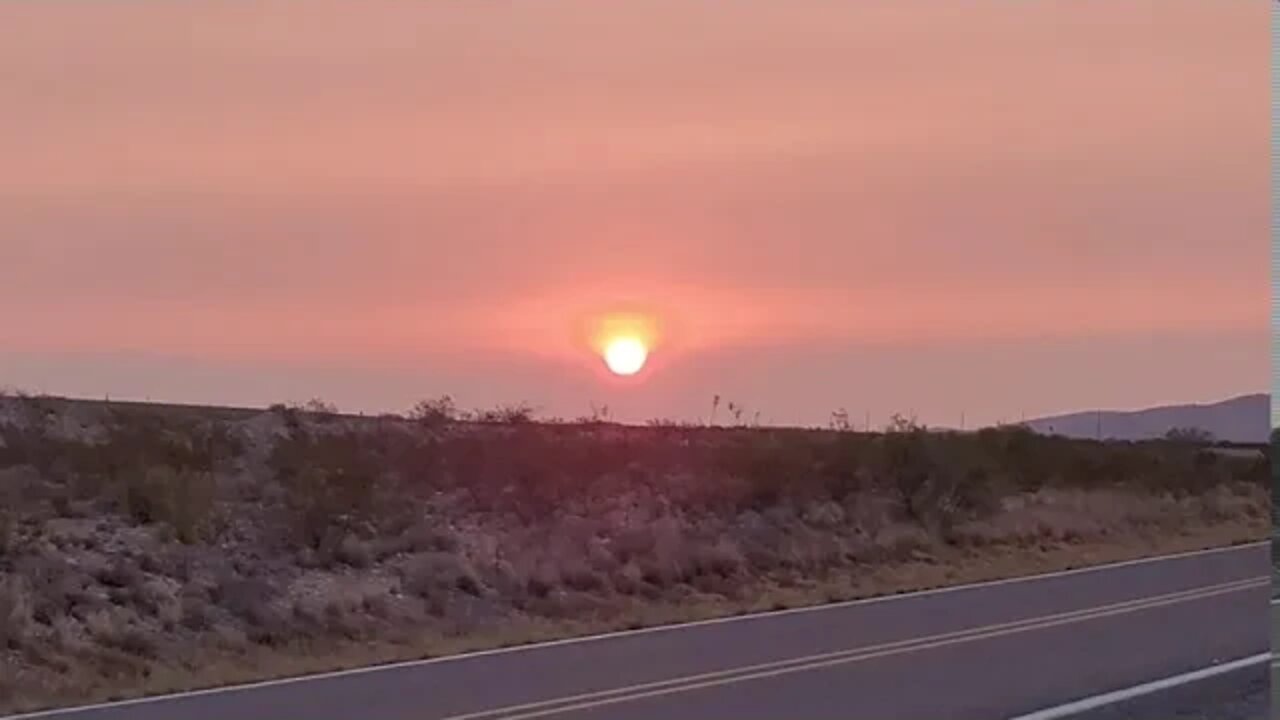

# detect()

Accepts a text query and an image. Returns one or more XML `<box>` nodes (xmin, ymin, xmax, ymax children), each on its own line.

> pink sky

<box><xmin>0</xmin><ymin>0</ymin><xmax>1268</xmax><ymax>427</ymax></box>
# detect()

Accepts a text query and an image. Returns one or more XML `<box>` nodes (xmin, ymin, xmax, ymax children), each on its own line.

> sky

<box><xmin>0</xmin><ymin>0</ymin><xmax>1269</xmax><ymax>428</ymax></box>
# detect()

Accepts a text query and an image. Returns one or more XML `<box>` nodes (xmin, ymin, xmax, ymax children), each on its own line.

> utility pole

<box><xmin>1096</xmin><ymin>411</ymin><xmax>1102</xmax><ymax>440</ymax></box>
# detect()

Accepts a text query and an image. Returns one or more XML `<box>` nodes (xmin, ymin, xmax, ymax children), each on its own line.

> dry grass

<box><xmin>0</xmin><ymin>394</ymin><xmax>1268</xmax><ymax>715</ymax></box>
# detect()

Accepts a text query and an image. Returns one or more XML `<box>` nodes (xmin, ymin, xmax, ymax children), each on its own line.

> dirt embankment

<box><xmin>0</xmin><ymin>396</ymin><xmax>1268</xmax><ymax>714</ymax></box>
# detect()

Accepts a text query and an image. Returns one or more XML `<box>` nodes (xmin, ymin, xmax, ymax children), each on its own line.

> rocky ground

<box><xmin>0</xmin><ymin>395</ymin><xmax>1269</xmax><ymax>715</ymax></box>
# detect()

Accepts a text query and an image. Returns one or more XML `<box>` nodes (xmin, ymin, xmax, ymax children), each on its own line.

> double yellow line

<box><xmin>442</xmin><ymin>577</ymin><xmax>1267</xmax><ymax>720</ymax></box>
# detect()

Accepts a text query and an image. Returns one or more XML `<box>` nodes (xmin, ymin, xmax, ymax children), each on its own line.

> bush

<box><xmin>473</xmin><ymin>403</ymin><xmax>537</xmax><ymax>425</ymax></box>
<box><xmin>270</xmin><ymin>430</ymin><xmax>381</xmax><ymax>549</ymax></box>
<box><xmin>402</xmin><ymin>553</ymin><xmax>482</xmax><ymax>598</ymax></box>
<box><xmin>335</xmin><ymin>535</ymin><xmax>374</xmax><ymax>568</ymax></box>
<box><xmin>0</xmin><ymin>578</ymin><xmax>33</xmax><ymax>649</ymax></box>
<box><xmin>0</xmin><ymin>509</ymin><xmax>13</xmax><ymax>558</ymax></box>
<box><xmin>212</xmin><ymin>576</ymin><xmax>288</xmax><ymax>644</ymax></box>
<box><xmin>1165</xmin><ymin>426</ymin><xmax>1215</xmax><ymax>444</ymax></box>
<box><xmin>98</xmin><ymin>627</ymin><xmax>159</xmax><ymax>658</ymax></box>
<box><xmin>408</xmin><ymin>396</ymin><xmax>459</xmax><ymax>426</ymax></box>
<box><xmin>120</xmin><ymin>466</ymin><xmax>217</xmax><ymax>544</ymax></box>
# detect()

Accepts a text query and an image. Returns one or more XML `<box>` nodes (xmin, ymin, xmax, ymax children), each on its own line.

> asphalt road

<box><xmin>8</xmin><ymin>543</ymin><xmax>1269</xmax><ymax>720</ymax></box>
<box><xmin>1272</xmin><ymin>598</ymin><xmax>1280</xmax><ymax>720</ymax></box>
<box><xmin>1064</xmin><ymin>662</ymin><xmax>1267</xmax><ymax>720</ymax></box>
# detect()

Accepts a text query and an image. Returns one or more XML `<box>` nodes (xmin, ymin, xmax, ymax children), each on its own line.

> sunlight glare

<box><xmin>602</xmin><ymin>337</ymin><xmax>648</xmax><ymax>376</ymax></box>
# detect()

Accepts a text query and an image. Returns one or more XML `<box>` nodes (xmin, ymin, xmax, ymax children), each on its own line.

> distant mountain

<box><xmin>1023</xmin><ymin>393</ymin><xmax>1269</xmax><ymax>444</ymax></box>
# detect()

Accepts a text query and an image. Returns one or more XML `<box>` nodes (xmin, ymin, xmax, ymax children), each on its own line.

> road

<box><xmin>7</xmin><ymin>542</ymin><xmax>1268</xmax><ymax>720</ymax></box>
<box><xmin>1273</xmin><ymin>596</ymin><xmax>1280</xmax><ymax>720</ymax></box>
<box><xmin>1058</xmin><ymin>660</ymin><xmax>1267</xmax><ymax>720</ymax></box>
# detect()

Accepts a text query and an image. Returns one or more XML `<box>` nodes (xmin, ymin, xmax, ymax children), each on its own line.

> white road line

<box><xmin>1008</xmin><ymin>653</ymin><xmax>1272</xmax><ymax>720</ymax></box>
<box><xmin>0</xmin><ymin>541</ymin><xmax>1264</xmax><ymax>720</ymax></box>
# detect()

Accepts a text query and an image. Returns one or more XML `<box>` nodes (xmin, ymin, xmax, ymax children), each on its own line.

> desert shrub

<box><xmin>301</xmin><ymin>398</ymin><xmax>339</xmax><ymax>417</ymax></box>
<box><xmin>212</xmin><ymin>576</ymin><xmax>288</xmax><ymax>644</ymax></box>
<box><xmin>393</xmin><ymin>520</ymin><xmax>459</xmax><ymax>555</ymax></box>
<box><xmin>715</xmin><ymin>430</ymin><xmax>826</xmax><ymax>509</ymax></box>
<box><xmin>1241</xmin><ymin>452</ymin><xmax>1269</xmax><ymax>490</ymax></box>
<box><xmin>335</xmin><ymin>534</ymin><xmax>374</xmax><ymax>568</ymax></box>
<box><xmin>95</xmin><ymin>626</ymin><xmax>158</xmax><ymax>659</ymax></box>
<box><xmin>972</xmin><ymin>425</ymin><xmax>1060</xmax><ymax>491</ymax></box>
<box><xmin>874</xmin><ymin>523</ymin><xmax>933</xmax><ymax>560</ymax></box>
<box><xmin>196</xmin><ymin>421</ymin><xmax>246</xmax><ymax>473</ymax></box>
<box><xmin>1165</xmin><ymin>426</ymin><xmax>1215</xmax><ymax>444</ymax></box>
<box><xmin>270</xmin><ymin>430</ymin><xmax>382</xmax><ymax>549</ymax></box>
<box><xmin>0</xmin><ymin>510</ymin><xmax>13</xmax><ymax>558</ymax></box>
<box><xmin>0</xmin><ymin>578</ymin><xmax>33</xmax><ymax>649</ymax></box>
<box><xmin>689</xmin><ymin>540</ymin><xmax>745</xmax><ymax>578</ymax></box>
<box><xmin>46</xmin><ymin>416</ymin><xmax>239</xmax><ymax>514</ymax></box>
<box><xmin>14</xmin><ymin>552</ymin><xmax>93</xmax><ymax>625</ymax></box>
<box><xmin>0</xmin><ymin>425</ymin><xmax>34</xmax><ymax>470</ymax></box>
<box><xmin>376</xmin><ymin>431</ymin><xmax>445</xmax><ymax>499</ymax></box>
<box><xmin>473</xmin><ymin>403</ymin><xmax>537</xmax><ymax>425</ymax></box>
<box><xmin>321</xmin><ymin>600</ymin><xmax>368</xmax><ymax>639</ymax></box>
<box><xmin>402</xmin><ymin>552</ymin><xmax>481</xmax><ymax>598</ymax></box>
<box><xmin>0</xmin><ymin>424</ymin><xmax>78</xmax><ymax>480</ymax></box>
<box><xmin>94</xmin><ymin>558</ymin><xmax>145</xmax><ymax>590</ymax></box>
<box><xmin>100</xmin><ymin>412</ymin><xmax>206</xmax><ymax>470</ymax></box>
<box><xmin>878</xmin><ymin>421</ymin><xmax>931</xmax><ymax>509</ymax></box>
<box><xmin>179</xmin><ymin>595</ymin><xmax>214</xmax><ymax>632</ymax></box>
<box><xmin>361</xmin><ymin>592</ymin><xmax>393</xmax><ymax>620</ymax></box>
<box><xmin>408</xmin><ymin>396</ymin><xmax>459</xmax><ymax>426</ymax></box>
<box><xmin>118</xmin><ymin>466</ymin><xmax>216</xmax><ymax>544</ymax></box>
<box><xmin>434</xmin><ymin>431</ymin><xmax>576</xmax><ymax>521</ymax></box>
<box><xmin>1197</xmin><ymin>484</ymin><xmax>1261</xmax><ymax>523</ymax></box>
<box><xmin>110</xmin><ymin>578</ymin><xmax>170</xmax><ymax>619</ymax></box>
<box><xmin>558</xmin><ymin>560</ymin><xmax>606</xmax><ymax>593</ymax></box>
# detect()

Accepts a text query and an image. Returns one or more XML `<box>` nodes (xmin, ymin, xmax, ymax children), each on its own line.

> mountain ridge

<box><xmin>1023</xmin><ymin>393</ymin><xmax>1269</xmax><ymax>444</ymax></box>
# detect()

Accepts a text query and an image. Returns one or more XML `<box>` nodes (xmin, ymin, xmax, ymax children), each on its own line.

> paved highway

<box><xmin>1272</xmin><ymin>596</ymin><xmax>1280</xmax><ymax>720</ymax></box>
<box><xmin>1056</xmin><ymin>660</ymin><xmax>1267</xmax><ymax>720</ymax></box>
<box><xmin>6</xmin><ymin>542</ymin><xmax>1268</xmax><ymax>720</ymax></box>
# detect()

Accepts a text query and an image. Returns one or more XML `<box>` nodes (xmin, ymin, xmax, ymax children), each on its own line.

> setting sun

<box><xmin>602</xmin><ymin>337</ymin><xmax>649</xmax><ymax>376</ymax></box>
<box><xmin>582</xmin><ymin>308</ymin><xmax>660</xmax><ymax>377</ymax></box>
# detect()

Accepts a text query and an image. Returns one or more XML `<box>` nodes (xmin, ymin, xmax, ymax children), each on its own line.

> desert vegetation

<box><xmin>0</xmin><ymin>392</ymin><xmax>1268</xmax><ymax>714</ymax></box>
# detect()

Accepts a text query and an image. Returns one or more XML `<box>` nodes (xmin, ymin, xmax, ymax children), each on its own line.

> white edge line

<box><xmin>2</xmin><ymin>540</ymin><xmax>1266</xmax><ymax>720</ymax></box>
<box><xmin>1007</xmin><ymin>652</ymin><xmax>1272</xmax><ymax>720</ymax></box>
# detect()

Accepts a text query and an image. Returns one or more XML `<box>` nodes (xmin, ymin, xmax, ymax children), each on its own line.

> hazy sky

<box><xmin>0</xmin><ymin>1</ymin><xmax>1268</xmax><ymax>427</ymax></box>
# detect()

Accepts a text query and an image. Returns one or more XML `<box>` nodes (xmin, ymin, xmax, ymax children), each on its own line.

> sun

<box><xmin>602</xmin><ymin>336</ymin><xmax>649</xmax><ymax>376</ymax></box>
<box><xmin>582</xmin><ymin>308</ymin><xmax>659</xmax><ymax>377</ymax></box>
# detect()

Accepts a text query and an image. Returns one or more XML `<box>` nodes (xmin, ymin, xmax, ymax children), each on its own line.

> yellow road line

<box><xmin>442</xmin><ymin>577</ymin><xmax>1267</xmax><ymax>720</ymax></box>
